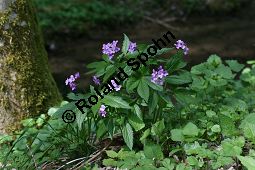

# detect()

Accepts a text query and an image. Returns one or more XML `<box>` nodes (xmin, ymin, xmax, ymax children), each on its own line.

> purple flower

<box><xmin>151</xmin><ymin>66</ymin><xmax>168</xmax><ymax>85</ymax></box>
<box><xmin>93</xmin><ymin>76</ymin><xmax>101</xmax><ymax>85</ymax></box>
<box><xmin>65</xmin><ymin>72</ymin><xmax>80</xmax><ymax>91</ymax></box>
<box><xmin>174</xmin><ymin>40</ymin><xmax>189</xmax><ymax>55</ymax></box>
<box><xmin>184</xmin><ymin>47</ymin><xmax>189</xmax><ymax>55</ymax></box>
<box><xmin>99</xmin><ymin>105</ymin><xmax>107</xmax><ymax>117</ymax></box>
<box><xmin>110</xmin><ymin>80</ymin><xmax>121</xmax><ymax>91</ymax></box>
<box><xmin>128</xmin><ymin>42</ymin><xmax>137</xmax><ymax>53</ymax></box>
<box><xmin>74</xmin><ymin>72</ymin><xmax>80</xmax><ymax>79</ymax></box>
<box><xmin>102</xmin><ymin>40</ymin><xmax>120</xmax><ymax>59</ymax></box>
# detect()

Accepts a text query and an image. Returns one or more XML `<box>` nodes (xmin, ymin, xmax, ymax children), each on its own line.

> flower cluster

<box><xmin>102</xmin><ymin>40</ymin><xmax>120</xmax><ymax>59</ymax></box>
<box><xmin>99</xmin><ymin>105</ymin><xmax>107</xmax><ymax>117</ymax></box>
<box><xmin>65</xmin><ymin>72</ymin><xmax>80</xmax><ymax>91</ymax></box>
<box><xmin>174</xmin><ymin>40</ymin><xmax>189</xmax><ymax>55</ymax></box>
<box><xmin>92</xmin><ymin>76</ymin><xmax>101</xmax><ymax>85</ymax></box>
<box><xmin>151</xmin><ymin>66</ymin><xmax>168</xmax><ymax>85</ymax></box>
<box><xmin>128</xmin><ymin>42</ymin><xmax>137</xmax><ymax>53</ymax></box>
<box><xmin>110</xmin><ymin>80</ymin><xmax>121</xmax><ymax>91</ymax></box>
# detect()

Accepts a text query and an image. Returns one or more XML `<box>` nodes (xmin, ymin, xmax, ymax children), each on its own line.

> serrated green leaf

<box><xmin>137</xmin><ymin>79</ymin><xmax>150</xmax><ymax>102</ymax></box>
<box><xmin>122</xmin><ymin>123</ymin><xmax>133</xmax><ymax>150</ymax></box>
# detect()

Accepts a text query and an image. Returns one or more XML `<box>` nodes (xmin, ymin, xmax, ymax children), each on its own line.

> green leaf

<box><xmin>148</xmin><ymin>92</ymin><xmax>158</xmax><ymax>114</ymax></box>
<box><xmin>126</xmin><ymin>78</ymin><xmax>140</xmax><ymax>93</ymax></box>
<box><xmin>237</xmin><ymin>156</ymin><xmax>255</xmax><ymax>170</ymax></box>
<box><xmin>170</xmin><ymin>129</ymin><xmax>184</xmax><ymax>142</ymax></box>
<box><xmin>183</xmin><ymin>122</ymin><xmax>199</xmax><ymax>137</ymax></box>
<box><xmin>103</xmin><ymin>65</ymin><xmax>117</xmax><ymax>82</ymax></box>
<box><xmin>122</xmin><ymin>123</ymin><xmax>133</xmax><ymax>150</ymax></box>
<box><xmin>165</xmin><ymin>71</ymin><xmax>192</xmax><ymax>85</ymax></box>
<box><xmin>128</xmin><ymin>114</ymin><xmax>145</xmax><ymax>131</ymax></box>
<box><xmin>134</xmin><ymin>104</ymin><xmax>143</xmax><ymax>120</ymax></box>
<box><xmin>140</xmin><ymin>128</ymin><xmax>150</xmax><ymax>142</ymax></box>
<box><xmin>76</xmin><ymin>109</ymin><xmax>86</xmax><ymax>130</ymax></box>
<box><xmin>103</xmin><ymin>158</ymin><xmax>118</xmax><ymax>167</ymax></box>
<box><xmin>102</xmin><ymin>95</ymin><xmax>131</xmax><ymax>109</ymax></box>
<box><xmin>145</xmin><ymin>77</ymin><xmax>163</xmax><ymax>91</ymax></box>
<box><xmin>206</xmin><ymin>110</ymin><xmax>216</xmax><ymax>118</ymax></box>
<box><xmin>219</xmin><ymin>113</ymin><xmax>236</xmax><ymax>136</ymax></box>
<box><xmin>211</xmin><ymin>125</ymin><xmax>221</xmax><ymax>133</ymax></box>
<box><xmin>137</xmin><ymin>79</ymin><xmax>150</xmax><ymax>102</ymax></box>
<box><xmin>187</xmin><ymin>156</ymin><xmax>198</xmax><ymax>166</ymax></box>
<box><xmin>151</xmin><ymin>119</ymin><xmax>165</xmax><ymax>136</ymax></box>
<box><xmin>226</xmin><ymin>60</ymin><xmax>244</xmax><ymax>72</ymax></box>
<box><xmin>144</xmin><ymin>144</ymin><xmax>164</xmax><ymax>160</ymax></box>
<box><xmin>122</xmin><ymin>34</ymin><xmax>130</xmax><ymax>54</ymax></box>
<box><xmin>155</xmin><ymin>47</ymin><xmax>173</xmax><ymax>56</ymax></box>
<box><xmin>105</xmin><ymin>150</ymin><xmax>118</xmax><ymax>158</ymax></box>
<box><xmin>215</xmin><ymin>64</ymin><xmax>234</xmax><ymax>79</ymax></box>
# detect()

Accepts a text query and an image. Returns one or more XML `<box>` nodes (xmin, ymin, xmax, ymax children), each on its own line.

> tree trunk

<box><xmin>0</xmin><ymin>0</ymin><xmax>62</xmax><ymax>133</ymax></box>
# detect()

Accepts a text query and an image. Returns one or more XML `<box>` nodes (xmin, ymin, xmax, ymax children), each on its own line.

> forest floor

<box><xmin>47</xmin><ymin>8</ymin><xmax>255</xmax><ymax>96</ymax></box>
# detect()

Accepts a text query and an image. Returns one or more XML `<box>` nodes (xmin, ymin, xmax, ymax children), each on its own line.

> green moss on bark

<box><xmin>0</xmin><ymin>0</ymin><xmax>62</xmax><ymax>133</ymax></box>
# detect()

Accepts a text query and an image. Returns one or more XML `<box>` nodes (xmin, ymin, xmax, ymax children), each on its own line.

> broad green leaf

<box><xmin>137</xmin><ymin>79</ymin><xmax>150</xmax><ymax>102</ymax></box>
<box><xmin>140</xmin><ymin>128</ymin><xmax>150</xmax><ymax>142</ymax></box>
<box><xmin>102</xmin><ymin>95</ymin><xmax>131</xmax><ymax>109</ymax></box>
<box><xmin>215</xmin><ymin>64</ymin><xmax>234</xmax><ymax>79</ymax></box>
<box><xmin>211</xmin><ymin>125</ymin><xmax>221</xmax><ymax>133</ymax></box>
<box><xmin>151</xmin><ymin>119</ymin><xmax>165</xmax><ymax>136</ymax></box>
<box><xmin>144</xmin><ymin>144</ymin><xmax>164</xmax><ymax>160</ymax></box>
<box><xmin>122</xmin><ymin>123</ymin><xmax>133</xmax><ymax>150</ymax></box>
<box><xmin>187</xmin><ymin>156</ymin><xmax>198</xmax><ymax>166</ymax></box>
<box><xmin>183</xmin><ymin>122</ymin><xmax>199</xmax><ymax>137</ymax></box>
<box><xmin>170</xmin><ymin>129</ymin><xmax>184</xmax><ymax>142</ymax></box>
<box><xmin>145</xmin><ymin>77</ymin><xmax>163</xmax><ymax>91</ymax></box>
<box><xmin>226</xmin><ymin>60</ymin><xmax>244</xmax><ymax>72</ymax></box>
<box><xmin>126</xmin><ymin>78</ymin><xmax>140</xmax><ymax>93</ymax></box>
<box><xmin>122</xmin><ymin>34</ymin><xmax>130</xmax><ymax>54</ymax></box>
<box><xmin>165</xmin><ymin>72</ymin><xmax>192</xmax><ymax>85</ymax></box>
<box><xmin>103</xmin><ymin>158</ymin><xmax>118</xmax><ymax>167</ymax></box>
<box><xmin>105</xmin><ymin>150</ymin><xmax>118</xmax><ymax>158</ymax></box>
<box><xmin>128</xmin><ymin>114</ymin><xmax>145</xmax><ymax>131</ymax></box>
<box><xmin>238</xmin><ymin>156</ymin><xmax>255</xmax><ymax>170</ymax></box>
<box><xmin>219</xmin><ymin>113</ymin><xmax>237</xmax><ymax>136</ymax></box>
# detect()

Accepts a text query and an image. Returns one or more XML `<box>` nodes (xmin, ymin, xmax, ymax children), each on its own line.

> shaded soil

<box><xmin>47</xmin><ymin>7</ymin><xmax>255</xmax><ymax>96</ymax></box>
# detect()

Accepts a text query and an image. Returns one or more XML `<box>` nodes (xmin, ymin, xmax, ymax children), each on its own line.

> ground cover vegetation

<box><xmin>34</xmin><ymin>0</ymin><xmax>252</xmax><ymax>36</ymax></box>
<box><xmin>0</xmin><ymin>34</ymin><xmax>255</xmax><ymax>169</ymax></box>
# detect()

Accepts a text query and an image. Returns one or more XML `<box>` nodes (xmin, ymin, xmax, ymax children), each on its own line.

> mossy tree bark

<box><xmin>0</xmin><ymin>0</ymin><xmax>62</xmax><ymax>133</ymax></box>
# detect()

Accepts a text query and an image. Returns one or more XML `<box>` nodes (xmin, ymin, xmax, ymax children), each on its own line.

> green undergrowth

<box><xmin>0</xmin><ymin>35</ymin><xmax>255</xmax><ymax>169</ymax></box>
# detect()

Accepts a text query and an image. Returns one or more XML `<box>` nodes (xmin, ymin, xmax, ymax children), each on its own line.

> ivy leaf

<box><xmin>122</xmin><ymin>34</ymin><xmax>130</xmax><ymax>54</ymax></box>
<box><xmin>137</xmin><ymin>79</ymin><xmax>150</xmax><ymax>102</ymax></box>
<box><xmin>122</xmin><ymin>123</ymin><xmax>133</xmax><ymax>150</ymax></box>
